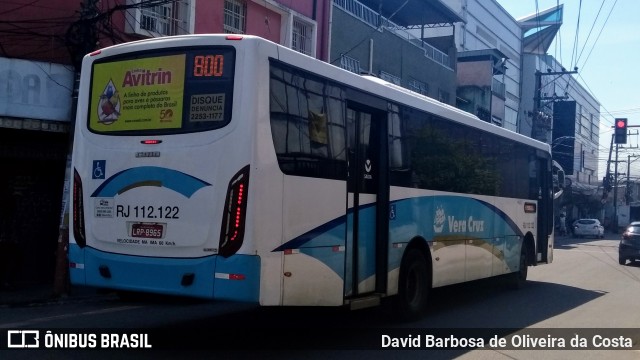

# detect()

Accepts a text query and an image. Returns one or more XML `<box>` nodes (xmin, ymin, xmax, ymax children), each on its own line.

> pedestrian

<box><xmin>559</xmin><ymin>211</ymin><xmax>567</xmax><ymax>236</ymax></box>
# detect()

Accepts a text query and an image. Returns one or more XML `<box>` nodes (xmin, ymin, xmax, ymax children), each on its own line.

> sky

<box><xmin>496</xmin><ymin>0</ymin><xmax>638</xmax><ymax>180</ymax></box>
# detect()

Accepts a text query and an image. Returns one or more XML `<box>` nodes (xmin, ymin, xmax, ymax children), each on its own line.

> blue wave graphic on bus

<box><xmin>90</xmin><ymin>166</ymin><xmax>211</xmax><ymax>198</ymax></box>
<box><xmin>272</xmin><ymin>195</ymin><xmax>526</xmax><ymax>280</ymax></box>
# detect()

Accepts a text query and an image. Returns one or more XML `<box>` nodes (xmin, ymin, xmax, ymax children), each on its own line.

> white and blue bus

<box><xmin>69</xmin><ymin>34</ymin><xmax>556</xmax><ymax>318</ymax></box>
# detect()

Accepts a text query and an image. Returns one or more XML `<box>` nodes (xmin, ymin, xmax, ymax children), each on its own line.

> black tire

<box><xmin>507</xmin><ymin>242</ymin><xmax>528</xmax><ymax>290</ymax></box>
<box><xmin>619</xmin><ymin>257</ymin><xmax>626</xmax><ymax>265</ymax></box>
<box><xmin>396</xmin><ymin>248</ymin><xmax>430</xmax><ymax>320</ymax></box>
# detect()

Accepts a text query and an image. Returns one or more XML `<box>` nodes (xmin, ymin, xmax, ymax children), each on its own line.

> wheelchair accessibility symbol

<box><xmin>92</xmin><ymin>160</ymin><xmax>106</xmax><ymax>179</ymax></box>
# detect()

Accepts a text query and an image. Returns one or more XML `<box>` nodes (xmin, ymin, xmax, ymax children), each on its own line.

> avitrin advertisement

<box><xmin>89</xmin><ymin>54</ymin><xmax>186</xmax><ymax>132</ymax></box>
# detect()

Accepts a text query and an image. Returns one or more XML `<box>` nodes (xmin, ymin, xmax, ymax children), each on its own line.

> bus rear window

<box><xmin>88</xmin><ymin>47</ymin><xmax>235</xmax><ymax>135</ymax></box>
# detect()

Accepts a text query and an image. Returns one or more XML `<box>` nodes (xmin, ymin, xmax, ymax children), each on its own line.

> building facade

<box><xmin>456</xmin><ymin>49</ymin><xmax>507</xmax><ymax>125</ymax></box>
<box><xmin>0</xmin><ymin>0</ymin><xmax>330</xmax><ymax>288</ymax></box>
<box><xmin>0</xmin><ymin>0</ymin><xmax>76</xmax><ymax>287</ymax></box>
<box><xmin>521</xmin><ymin>54</ymin><xmax>600</xmax><ymax>185</ymax></box>
<box><xmin>441</xmin><ymin>1</ymin><xmax>601</xmax><ymax>220</ymax></box>
<box><xmin>515</xmin><ymin>5</ymin><xmax>601</xmax><ymax>187</ymax></box>
<box><xmin>441</xmin><ymin>0</ymin><xmax>522</xmax><ymax>131</ymax></box>
<box><xmin>330</xmin><ymin>0</ymin><xmax>462</xmax><ymax>106</ymax></box>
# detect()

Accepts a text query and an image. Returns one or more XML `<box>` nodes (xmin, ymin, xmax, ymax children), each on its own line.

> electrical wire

<box><xmin>569</xmin><ymin>0</ymin><xmax>582</xmax><ymax>70</ymax></box>
<box><xmin>574</xmin><ymin>0</ymin><xmax>607</xmax><ymax>66</ymax></box>
<box><xmin>576</xmin><ymin>0</ymin><xmax>618</xmax><ymax>73</ymax></box>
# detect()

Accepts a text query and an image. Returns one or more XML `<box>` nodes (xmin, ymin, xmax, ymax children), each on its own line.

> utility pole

<box><xmin>613</xmin><ymin>143</ymin><xmax>619</xmax><ymax>232</ymax></box>
<box><xmin>533</xmin><ymin>69</ymin><xmax>578</xmax><ymax>142</ymax></box>
<box><xmin>628</xmin><ymin>155</ymin><xmax>634</xmax><ymax>205</ymax></box>
<box><xmin>628</xmin><ymin>154</ymin><xmax>631</xmax><ymax>205</ymax></box>
<box><xmin>603</xmin><ymin>134</ymin><xmax>614</xmax><ymax>201</ymax></box>
<box><xmin>53</xmin><ymin>0</ymin><xmax>100</xmax><ymax>298</ymax></box>
<box><xmin>626</xmin><ymin>154</ymin><xmax>640</xmax><ymax>205</ymax></box>
<box><xmin>608</xmin><ymin>123</ymin><xmax>640</xmax><ymax>232</ymax></box>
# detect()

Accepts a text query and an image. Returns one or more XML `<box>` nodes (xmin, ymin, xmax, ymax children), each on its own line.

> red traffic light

<box><xmin>615</xmin><ymin>118</ymin><xmax>628</xmax><ymax>144</ymax></box>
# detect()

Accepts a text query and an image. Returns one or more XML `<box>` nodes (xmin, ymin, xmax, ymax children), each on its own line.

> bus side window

<box><xmin>388</xmin><ymin>105</ymin><xmax>412</xmax><ymax>187</ymax></box>
<box><xmin>269</xmin><ymin>62</ymin><xmax>347</xmax><ymax>180</ymax></box>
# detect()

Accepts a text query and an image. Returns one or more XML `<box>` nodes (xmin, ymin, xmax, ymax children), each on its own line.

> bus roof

<box><xmin>84</xmin><ymin>34</ymin><xmax>550</xmax><ymax>154</ymax></box>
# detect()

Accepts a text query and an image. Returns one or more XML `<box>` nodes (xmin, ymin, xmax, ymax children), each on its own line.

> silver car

<box><xmin>573</xmin><ymin>219</ymin><xmax>605</xmax><ymax>238</ymax></box>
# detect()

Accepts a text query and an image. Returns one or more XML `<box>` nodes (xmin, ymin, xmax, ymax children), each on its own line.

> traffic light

<box><xmin>615</xmin><ymin>118</ymin><xmax>628</xmax><ymax>144</ymax></box>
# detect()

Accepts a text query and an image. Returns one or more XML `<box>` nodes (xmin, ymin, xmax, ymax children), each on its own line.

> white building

<box><xmin>440</xmin><ymin>0</ymin><xmax>522</xmax><ymax>132</ymax></box>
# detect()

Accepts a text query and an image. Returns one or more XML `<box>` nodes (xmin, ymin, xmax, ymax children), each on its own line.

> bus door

<box><xmin>345</xmin><ymin>101</ymin><xmax>389</xmax><ymax>299</ymax></box>
<box><xmin>536</xmin><ymin>154</ymin><xmax>553</xmax><ymax>263</ymax></box>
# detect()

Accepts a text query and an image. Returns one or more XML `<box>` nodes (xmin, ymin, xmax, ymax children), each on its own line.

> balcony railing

<box><xmin>334</xmin><ymin>0</ymin><xmax>452</xmax><ymax>70</ymax></box>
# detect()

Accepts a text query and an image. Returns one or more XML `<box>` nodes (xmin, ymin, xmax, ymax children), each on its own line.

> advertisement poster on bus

<box><xmin>89</xmin><ymin>54</ymin><xmax>186</xmax><ymax>132</ymax></box>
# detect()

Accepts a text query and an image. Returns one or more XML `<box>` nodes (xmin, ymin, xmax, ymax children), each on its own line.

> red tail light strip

<box><xmin>218</xmin><ymin>165</ymin><xmax>250</xmax><ymax>258</ymax></box>
<box><xmin>73</xmin><ymin>169</ymin><xmax>87</xmax><ymax>248</ymax></box>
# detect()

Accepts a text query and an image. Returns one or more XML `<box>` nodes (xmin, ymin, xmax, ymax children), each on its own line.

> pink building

<box><xmin>0</xmin><ymin>0</ymin><xmax>331</xmax><ymax>67</ymax></box>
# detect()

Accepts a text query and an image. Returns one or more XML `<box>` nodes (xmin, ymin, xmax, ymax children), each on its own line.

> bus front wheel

<box><xmin>396</xmin><ymin>248</ymin><xmax>430</xmax><ymax>320</ymax></box>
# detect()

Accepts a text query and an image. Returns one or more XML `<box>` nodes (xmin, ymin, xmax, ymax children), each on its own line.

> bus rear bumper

<box><xmin>68</xmin><ymin>244</ymin><xmax>260</xmax><ymax>302</ymax></box>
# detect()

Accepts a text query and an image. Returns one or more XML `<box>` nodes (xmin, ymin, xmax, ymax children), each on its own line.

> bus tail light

<box><xmin>219</xmin><ymin>165</ymin><xmax>250</xmax><ymax>258</ymax></box>
<box><xmin>73</xmin><ymin>169</ymin><xmax>87</xmax><ymax>248</ymax></box>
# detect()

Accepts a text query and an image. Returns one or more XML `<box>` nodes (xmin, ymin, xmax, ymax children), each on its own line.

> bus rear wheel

<box><xmin>396</xmin><ymin>248</ymin><xmax>430</xmax><ymax>320</ymax></box>
<box><xmin>507</xmin><ymin>242</ymin><xmax>528</xmax><ymax>289</ymax></box>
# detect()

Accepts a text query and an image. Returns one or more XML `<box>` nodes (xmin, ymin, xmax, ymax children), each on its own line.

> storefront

<box><xmin>0</xmin><ymin>57</ymin><xmax>74</xmax><ymax>288</ymax></box>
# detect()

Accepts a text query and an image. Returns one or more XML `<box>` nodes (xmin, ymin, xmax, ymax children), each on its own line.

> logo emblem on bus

<box><xmin>433</xmin><ymin>206</ymin><xmax>445</xmax><ymax>233</ymax></box>
<box><xmin>97</xmin><ymin>79</ymin><xmax>121</xmax><ymax>125</ymax></box>
<box><xmin>365</xmin><ymin>159</ymin><xmax>372</xmax><ymax>173</ymax></box>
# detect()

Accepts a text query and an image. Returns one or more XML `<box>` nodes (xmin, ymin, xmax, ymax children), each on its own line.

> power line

<box><xmin>569</xmin><ymin>0</ymin><xmax>582</xmax><ymax>69</ymax></box>
<box><xmin>577</xmin><ymin>0</ymin><xmax>618</xmax><ymax>73</ymax></box>
<box><xmin>576</xmin><ymin>73</ymin><xmax>615</xmax><ymax>128</ymax></box>
<box><xmin>551</xmin><ymin>0</ymin><xmax>564</xmax><ymax>65</ymax></box>
<box><xmin>606</xmin><ymin>107</ymin><xmax>640</xmax><ymax>116</ymax></box>
<box><xmin>574</xmin><ymin>0</ymin><xmax>607</xmax><ymax>65</ymax></box>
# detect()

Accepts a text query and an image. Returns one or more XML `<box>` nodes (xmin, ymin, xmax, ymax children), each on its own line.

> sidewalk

<box><xmin>0</xmin><ymin>283</ymin><xmax>115</xmax><ymax>307</ymax></box>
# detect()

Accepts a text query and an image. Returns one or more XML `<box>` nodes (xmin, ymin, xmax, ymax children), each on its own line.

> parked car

<box><xmin>572</xmin><ymin>219</ymin><xmax>605</xmax><ymax>238</ymax></box>
<box><xmin>619</xmin><ymin>221</ymin><xmax>640</xmax><ymax>265</ymax></box>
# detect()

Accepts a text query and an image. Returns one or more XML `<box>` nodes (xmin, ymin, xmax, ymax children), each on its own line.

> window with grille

<box><xmin>141</xmin><ymin>4</ymin><xmax>173</xmax><ymax>34</ymax></box>
<box><xmin>224</xmin><ymin>0</ymin><xmax>247</xmax><ymax>34</ymax></box>
<box><xmin>292</xmin><ymin>18</ymin><xmax>313</xmax><ymax>55</ymax></box>
<box><xmin>126</xmin><ymin>0</ymin><xmax>191</xmax><ymax>37</ymax></box>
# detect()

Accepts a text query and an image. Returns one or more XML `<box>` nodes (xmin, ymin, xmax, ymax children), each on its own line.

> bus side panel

<box><xmin>251</xmin><ymin>39</ymin><xmax>285</xmax><ymax>307</ymax></box>
<box><xmin>279</xmin><ymin>176</ymin><xmax>346</xmax><ymax>306</ymax></box>
<box><xmin>387</xmin><ymin>187</ymin><xmax>434</xmax><ymax>295</ymax></box>
<box><xmin>83</xmin><ymin>247</ymin><xmax>216</xmax><ymax>298</ymax></box>
<box><xmin>387</xmin><ymin>189</ymin><xmax>529</xmax><ymax>290</ymax></box>
<box><xmin>68</xmin><ymin>243</ymin><xmax>86</xmax><ymax>285</ymax></box>
<box><xmin>213</xmin><ymin>255</ymin><xmax>260</xmax><ymax>302</ymax></box>
<box><xmin>463</xmin><ymin>196</ymin><xmax>495</xmax><ymax>282</ymax></box>
<box><xmin>251</xmin><ymin>161</ymin><xmax>286</xmax><ymax>306</ymax></box>
<box><xmin>492</xmin><ymin>197</ymin><xmax>534</xmax><ymax>276</ymax></box>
